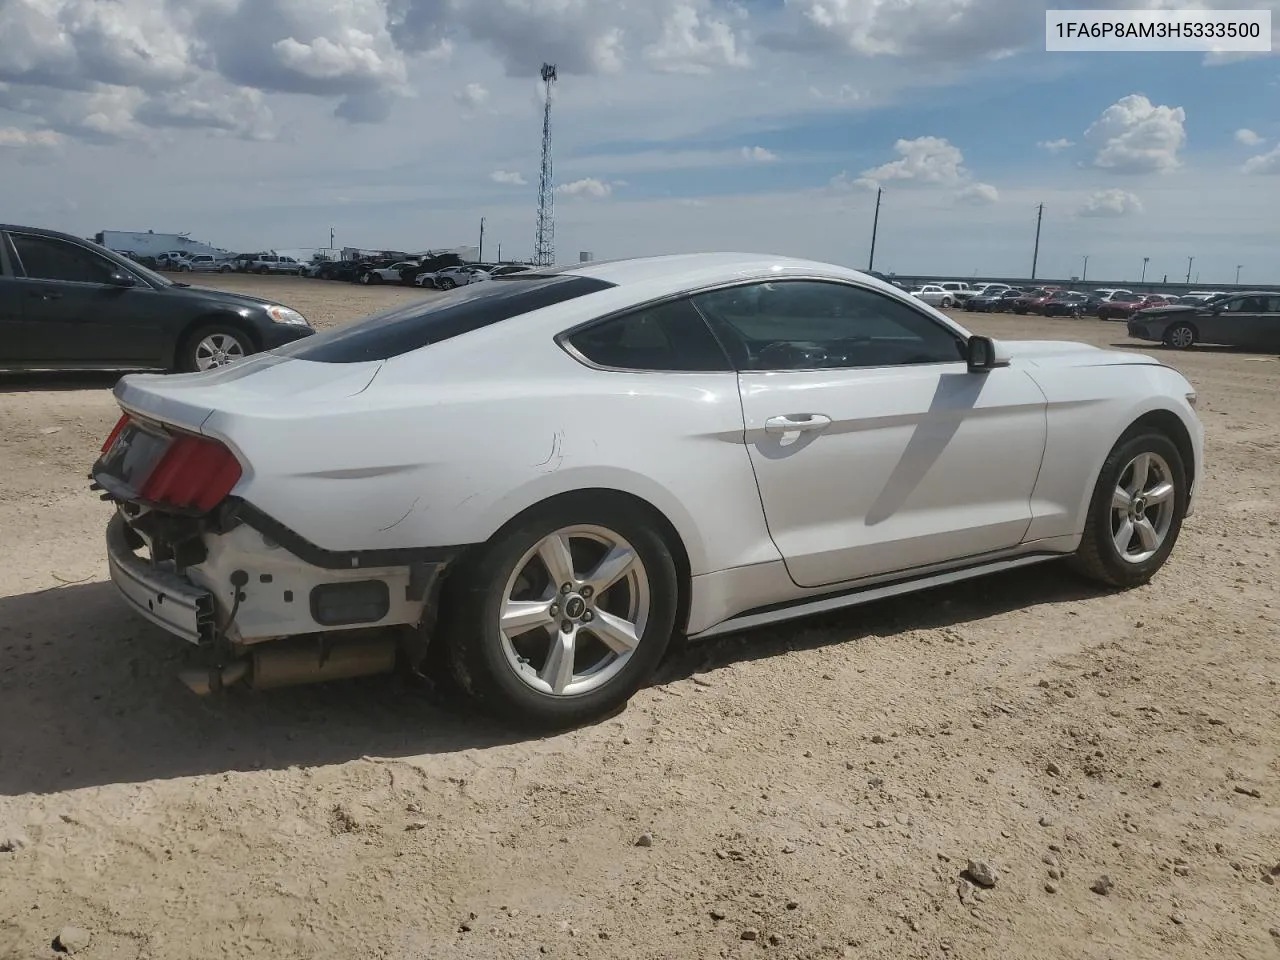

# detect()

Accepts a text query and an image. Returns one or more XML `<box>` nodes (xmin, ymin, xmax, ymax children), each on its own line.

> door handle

<box><xmin>764</xmin><ymin>414</ymin><xmax>832</xmax><ymax>435</ymax></box>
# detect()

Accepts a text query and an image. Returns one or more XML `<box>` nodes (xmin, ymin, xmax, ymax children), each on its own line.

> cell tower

<box><xmin>534</xmin><ymin>62</ymin><xmax>557</xmax><ymax>268</ymax></box>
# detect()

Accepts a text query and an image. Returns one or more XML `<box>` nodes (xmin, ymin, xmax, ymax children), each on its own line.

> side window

<box><xmin>692</xmin><ymin>280</ymin><xmax>965</xmax><ymax>372</ymax></box>
<box><xmin>564</xmin><ymin>298</ymin><xmax>732</xmax><ymax>372</ymax></box>
<box><xmin>10</xmin><ymin>234</ymin><xmax>115</xmax><ymax>284</ymax></box>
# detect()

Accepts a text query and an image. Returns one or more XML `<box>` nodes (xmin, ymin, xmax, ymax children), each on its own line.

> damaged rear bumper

<box><xmin>107</xmin><ymin>512</ymin><xmax>217</xmax><ymax>645</ymax></box>
<box><xmin>103</xmin><ymin>500</ymin><xmax>465</xmax><ymax>646</ymax></box>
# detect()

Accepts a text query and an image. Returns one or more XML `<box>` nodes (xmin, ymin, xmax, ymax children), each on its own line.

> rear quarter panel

<box><xmin>205</xmin><ymin>301</ymin><xmax>781</xmax><ymax>578</ymax></box>
<box><xmin>1021</xmin><ymin>358</ymin><xmax>1201</xmax><ymax>540</ymax></box>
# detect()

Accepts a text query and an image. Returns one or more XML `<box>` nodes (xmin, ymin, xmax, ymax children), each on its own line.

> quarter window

<box><xmin>565</xmin><ymin>299</ymin><xmax>732</xmax><ymax>372</ymax></box>
<box><xmin>10</xmin><ymin>233</ymin><xmax>115</xmax><ymax>284</ymax></box>
<box><xmin>691</xmin><ymin>280</ymin><xmax>965</xmax><ymax>371</ymax></box>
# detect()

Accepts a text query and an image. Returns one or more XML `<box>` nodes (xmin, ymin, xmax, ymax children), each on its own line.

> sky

<box><xmin>0</xmin><ymin>0</ymin><xmax>1277</xmax><ymax>283</ymax></box>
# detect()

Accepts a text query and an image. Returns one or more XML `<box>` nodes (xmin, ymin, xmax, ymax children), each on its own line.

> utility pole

<box><xmin>1031</xmin><ymin>203</ymin><xmax>1044</xmax><ymax>281</ymax></box>
<box><xmin>1081</xmin><ymin>254</ymin><xmax>1088</xmax><ymax>281</ymax></box>
<box><xmin>534</xmin><ymin>63</ymin><xmax>558</xmax><ymax>268</ymax></box>
<box><xmin>479</xmin><ymin>217</ymin><xmax>486</xmax><ymax>262</ymax></box>
<box><xmin>329</xmin><ymin>226</ymin><xmax>335</xmax><ymax>250</ymax></box>
<box><xmin>1141</xmin><ymin>257</ymin><xmax>1149</xmax><ymax>284</ymax></box>
<box><xmin>1236</xmin><ymin>264</ymin><xmax>1242</xmax><ymax>285</ymax></box>
<box><xmin>1185</xmin><ymin>256</ymin><xmax>1194</xmax><ymax>284</ymax></box>
<box><xmin>867</xmin><ymin>186</ymin><xmax>882</xmax><ymax>272</ymax></box>
<box><xmin>497</xmin><ymin>242</ymin><xmax>502</xmax><ymax>263</ymax></box>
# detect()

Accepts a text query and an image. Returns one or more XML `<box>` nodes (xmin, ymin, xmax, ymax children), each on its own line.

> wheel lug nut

<box><xmin>581</xmin><ymin>586</ymin><xmax>594</xmax><ymax>599</ymax></box>
<box><xmin>583</xmin><ymin>611</ymin><xmax>593</xmax><ymax>622</ymax></box>
<box><xmin>550</xmin><ymin>604</ymin><xmax>559</xmax><ymax>616</ymax></box>
<box><xmin>561</xmin><ymin>583</ymin><xmax>573</xmax><ymax>595</ymax></box>
<box><xmin>560</xmin><ymin>620</ymin><xmax>573</xmax><ymax>633</ymax></box>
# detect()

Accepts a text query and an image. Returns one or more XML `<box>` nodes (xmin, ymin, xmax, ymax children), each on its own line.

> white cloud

<box><xmin>556</xmin><ymin>177</ymin><xmax>614</xmax><ymax>199</ymax></box>
<box><xmin>1078</xmin><ymin>189</ymin><xmax>1144</xmax><ymax>218</ymax></box>
<box><xmin>644</xmin><ymin>3</ymin><xmax>751</xmax><ymax>73</ymax></box>
<box><xmin>454</xmin><ymin>82</ymin><xmax>490</xmax><ymax>110</ymax></box>
<box><xmin>857</xmin><ymin>136</ymin><xmax>968</xmax><ymax>186</ymax></box>
<box><xmin>490</xmin><ymin>169</ymin><xmax>527</xmax><ymax>186</ymax></box>
<box><xmin>1084</xmin><ymin>94</ymin><xmax>1186</xmax><ymax>174</ymax></box>
<box><xmin>1243</xmin><ymin>145</ymin><xmax>1280</xmax><ymax>174</ymax></box>
<box><xmin>826</xmin><ymin>171</ymin><xmax>880</xmax><ymax>193</ymax></box>
<box><xmin>808</xmin><ymin>84</ymin><xmax>865</xmax><ymax>104</ymax></box>
<box><xmin>957</xmin><ymin>182</ymin><xmax>999</xmax><ymax>205</ymax></box>
<box><xmin>1235</xmin><ymin>128</ymin><xmax>1264</xmax><ymax>146</ymax></box>
<box><xmin>741</xmin><ymin>145</ymin><xmax>778</xmax><ymax>161</ymax></box>
<box><xmin>1037</xmin><ymin>138</ymin><xmax>1074</xmax><ymax>153</ymax></box>
<box><xmin>0</xmin><ymin>126</ymin><xmax>63</xmax><ymax>148</ymax></box>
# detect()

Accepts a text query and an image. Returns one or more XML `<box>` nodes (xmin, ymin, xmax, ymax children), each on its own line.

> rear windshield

<box><xmin>272</xmin><ymin>274</ymin><xmax>615</xmax><ymax>363</ymax></box>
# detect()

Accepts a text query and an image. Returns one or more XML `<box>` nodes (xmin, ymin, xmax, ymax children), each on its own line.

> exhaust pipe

<box><xmin>179</xmin><ymin>634</ymin><xmax>398</xmax><ymax>695</ymax></box>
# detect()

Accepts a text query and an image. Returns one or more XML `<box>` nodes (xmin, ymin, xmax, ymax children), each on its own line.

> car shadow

<box><xmin>655</xmin><ymin>561</ymin><xmax>1104</xmax><ymax>684</ymax></box>
<box><xmin>0</xmin><ymin>565</ymin><xmax>1108</xmax><ymax>796</ymax></box>
<box><xmin>0</xmin><ymin>370</ymin><xmax>136</xmax><ymax>394</ymax></box>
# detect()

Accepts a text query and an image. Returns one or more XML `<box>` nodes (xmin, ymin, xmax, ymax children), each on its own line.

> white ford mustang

<box><xmin>92</xmin><ymin>253</ymin><xmax>1203</xmax><ymax>728</ymax></box>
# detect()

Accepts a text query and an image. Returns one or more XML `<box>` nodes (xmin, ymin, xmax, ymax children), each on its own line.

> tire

<box><xmin>439</xmin><ymin>278</ymin><xmax>456</xmax><ymax>290</ymax></box>
<box><xmin>220</xmin><ymin>265</ymin><xmax>232</xmax><ymax>273</ymax></box>
<box><xmin>438</xmin><ymin>499</ymin><xmax>680</xmax><ymax>729</ymax></box>
<box><xmin>1069</xmin><ymin>430</ymin><xmax>1188</xmax><ymax>589</ymax></box>
<box><xmin>1164</xmin><ymin>323</ymin><xmax>1196</xmax><ymax>350</ymax></box>
<box><xmin>178</xmin><ymin>324</ymin><xmax>254</xmax><ymax>373</ymax></box>
<box><xmin>941</xmin><ymin>297</ymin><xmax>953</xmax><ymax>308</ymax></box>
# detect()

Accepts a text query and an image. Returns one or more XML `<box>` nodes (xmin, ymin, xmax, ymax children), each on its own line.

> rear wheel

<box><xmin>1164</xmin><ymin>323</ymin><xmax>1196</xmax><ymax>349</ymax></box>
<box><xmin>941</xmin><ymin>297</ymin><xmax>954</xmax><ymax>308</ymax></box>
<box><xmin>439</xmin><ymin>502</ymin><xmax>679</xmax><ymax>729</ymax></box>
<box><xmin>438</xmin><ymin>277</ymin><xmax>456</xmax><ymax>290</ymax></box>
<box><xmin>180</xmin><ymin>325</ymin><xmax>253</xmax><ymax>372</ymax></box>
<box><xmin>1070</xmin><ymin>430</ymin><xmax>1187</xmax><ymax>588</ymax></box>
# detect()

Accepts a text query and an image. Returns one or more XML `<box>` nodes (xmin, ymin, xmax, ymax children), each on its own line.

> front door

<box><xmin>691</xmin><ymin>279</ymin><xmax>1048</xmax><ymax>589</ymax></box>
<box><xmin>5</xmin><ymin>231</ymin><xmax>166</xmax><ymax>364</ymax></box>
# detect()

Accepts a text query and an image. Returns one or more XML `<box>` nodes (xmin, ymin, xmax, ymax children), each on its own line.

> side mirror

<box><xmin>105</xmin><ymin>272</ymin><xmax>137</xmax><ymax>288</ymax></box>
<box><xmin>966</xmin><ymin>335</ymin><xmax>1010</xmax><ymax>372</ymax></box>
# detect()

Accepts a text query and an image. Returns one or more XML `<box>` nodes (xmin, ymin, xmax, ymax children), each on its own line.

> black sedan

<box><xmin>1126</xmin><ymin>292</ymin><xmax>1280</xmax><ymax>351</ymax></box>
<box><xmin>1041</xmin><ymin>291</ymin><xmax>1090</xmax><ymax>317</ymax></box>
<box><xmin>966</xmin><ymin>289</ymin><xmax>1023</xmax><ymax>313</ymax></box>
<box><xmin>0</xmin><ymin>224</ymin><xmax>314</xmax><ymax>372</ymax></box>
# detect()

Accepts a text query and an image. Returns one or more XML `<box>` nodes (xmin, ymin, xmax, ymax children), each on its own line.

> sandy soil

<box><xmin>1</xmin><ymin>276</ymin><xmax>1277</xmax><ymax>960</ymax></box>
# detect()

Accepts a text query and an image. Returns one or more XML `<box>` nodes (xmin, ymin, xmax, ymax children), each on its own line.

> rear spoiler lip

<box><xmin>113</xmin><ymin>374</ymin><xmax>216</xmax><ymax>436</ymax></box>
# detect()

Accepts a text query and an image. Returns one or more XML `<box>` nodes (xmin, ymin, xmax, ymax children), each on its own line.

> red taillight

<box><xmin>102</xmin><ymin>413</ymin><xmax>131</xmax><ymax>453</ymax></box>
<box><xmin>139</xmin><ymin>433</ymin><xmax>242</xmax><ymax>513</ymax></box>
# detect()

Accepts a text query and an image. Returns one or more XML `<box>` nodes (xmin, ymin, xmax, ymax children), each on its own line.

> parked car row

<box><xmin>956</xmin><ymin>284</ymin><xmax>1193</xmax><ymax>320</ymax></box>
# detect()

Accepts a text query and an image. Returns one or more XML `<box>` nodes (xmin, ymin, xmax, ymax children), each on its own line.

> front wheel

<box><xmin>439</xmin><ymin>502</ymin><xmax>679</xmax><ymax>729</ymax></box>
<box><xmin>1070</xmin><ymin>431</ymin><xmax>1187</xmax><ymax>589</ymax></box>
<box><xmin>941</xmin><ymin>297</ymin><xmax>954</xmax><ymax>308</ymax></box>
<box><xmin>180</xmin><ymin>325</ymin><xmax>253</xmax><ymax>373</ymax></box>
<box><xmin>1164</xmin><ymin>323</ymin><xmax>1196</xmax><ymax>349</ymax></box>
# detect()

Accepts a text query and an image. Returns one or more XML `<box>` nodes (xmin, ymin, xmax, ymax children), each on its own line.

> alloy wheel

<box><xmin>1110</xmin><ymin>452</ymin><xmax>1176</xmax><ymax>564</ymax></box>
<box><xmin>193</xmin><ymin>333</ymin><xmax>247</xmax><ymax>371</ymax></box>
<box><xmin>1168</xmin><ymin>325</ymin><xmax>1195</xmax><ymax>349</ymax></box>
<box><xmin>498</xmin><ymin>524</ymin><xmax>651</xmax><ymax>697</ymax></box>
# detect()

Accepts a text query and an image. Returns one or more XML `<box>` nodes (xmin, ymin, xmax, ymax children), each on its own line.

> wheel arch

<box><xmin>464</xmin><ymin>487</ymin><xmax>695</xmax><ymax>635</ymax></box>
<box><xmin>1124</xmin><ymin>408</ymin><xmax>1196</xmax><ymax>495</ymax></box>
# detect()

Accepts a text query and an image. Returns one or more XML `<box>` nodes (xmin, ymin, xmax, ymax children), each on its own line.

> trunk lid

<box><xmin>112</xmin><ymin>354</ymin><xmax>385</xmax><ymax>433</ymax></box>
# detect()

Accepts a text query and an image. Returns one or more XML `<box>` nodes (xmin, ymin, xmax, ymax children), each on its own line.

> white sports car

<box><xmin>93</xmin><ymin>253</ymin><xmax>1203</xmax><ymax>728</ymax></box>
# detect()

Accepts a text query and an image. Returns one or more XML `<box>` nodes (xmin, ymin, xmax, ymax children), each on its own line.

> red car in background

<box><xmin>1011</xmin><ymin>287</ymin><xmax>1061</xmax><ymax>315</ymax></box>
<box><xmin>1098</xmin><ymin>293</ymin><xmax>1175</xmax><ymax>320</ymax></box>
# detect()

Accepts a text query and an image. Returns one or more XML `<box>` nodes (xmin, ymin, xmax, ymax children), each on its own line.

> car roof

<box><xmin>556</xmin><ymin>252</ymin><xmax>878</xmax><ymax>290</ymax></box>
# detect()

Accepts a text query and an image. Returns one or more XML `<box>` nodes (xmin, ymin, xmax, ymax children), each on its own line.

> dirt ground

<box><xmin>1</xmin><ymin>275</ymin><xmax>1277</xmax><ymax>960</ymax></box>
